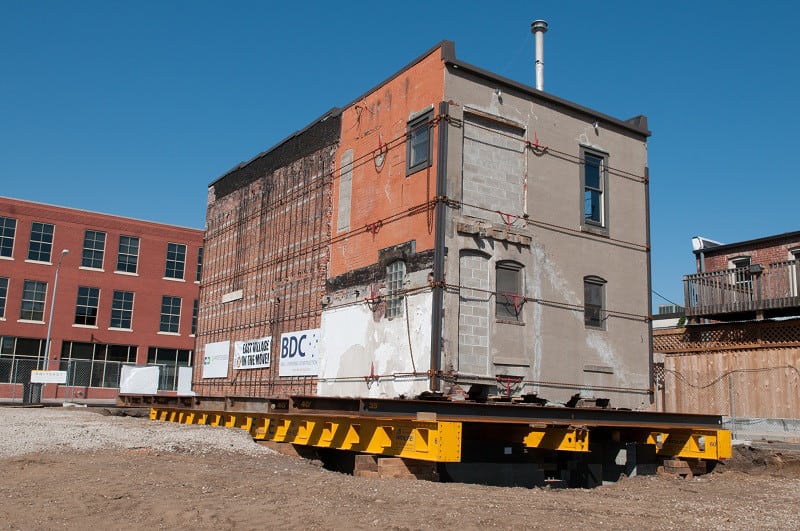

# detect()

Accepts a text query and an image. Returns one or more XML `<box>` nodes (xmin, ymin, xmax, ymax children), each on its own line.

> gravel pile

<box><xmin>0</xmin><ymin>405</ymin><xmax>272</xmax><ymax>458</ymax></box>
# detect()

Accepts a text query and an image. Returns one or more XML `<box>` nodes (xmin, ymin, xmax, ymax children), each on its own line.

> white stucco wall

<box><xmin>317</xmin><ymin>291</ymin><xmax>432</xmax><ymax>398</ymax></box>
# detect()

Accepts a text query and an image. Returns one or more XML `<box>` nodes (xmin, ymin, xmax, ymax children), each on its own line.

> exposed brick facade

<box><xmin>697</xmin><ymin>232</ymin><xmax>800</xmax><ymax>272</ymax></box>
<box><xmin>193</xmin><ymin>113</ymin><xmax>339</xmax><ymax>397</ymax></box>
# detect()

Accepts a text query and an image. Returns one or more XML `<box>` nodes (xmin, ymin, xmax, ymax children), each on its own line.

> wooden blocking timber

<box><xmin>353</xmin><ymin>454</ymin><xmax>379</xmax><ymax>477</ymax></box>
<box><xmin>353</xmin><ymin>454</ymin><xmax>438</xmax><ymax>481</ymax></box>
<box><xmin>658</xmin><ymin>459</ymin><xmax>694</xmax><ymax>479</ymax></box>
<box><xmin>377</xmin><ymin>457</ymin><xmax>438</xmax><ymax>481</ymax></box>
<box><xmin>257</xmin><ymin>441</ymin><xmax>319</xmax><ymax>460</ymax></box>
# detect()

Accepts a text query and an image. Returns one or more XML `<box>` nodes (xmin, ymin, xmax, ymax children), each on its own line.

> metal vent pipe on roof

<box><xmin>530</xmin><ymin>20</ymin><xmax>548</xmax><ymax>91</ymax></box>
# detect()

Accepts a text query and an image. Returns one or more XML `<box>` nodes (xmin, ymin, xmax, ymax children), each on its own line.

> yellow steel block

<box><xmin>320</xmin><ymin>421</ymin><xmax>336</xmax><ymax>444</ymax></box>
<box><xmin>522</xmin><ymin>427</ymin><xmax>590</xmax><ymax>453</ymax></box>
<box><xmin>251</xmin><ymin>417</ymin><xmax>270</xmax><ymax>440</ymax></box>
<box><xmin>148</xmin><ymin>409</ymin><xmax>463</xmax><ymax>462</ymax></box>
<box><xmin>646</xmin><ymin>429</ymin><xmax>732</xmax><ymax>460</ymax></box>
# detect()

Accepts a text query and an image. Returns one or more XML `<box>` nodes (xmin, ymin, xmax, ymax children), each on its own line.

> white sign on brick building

<box><xmin>234</xmin><ymin>337</ymin><xmax>272</xmax><ymax>369</ymax></box>
<box><xmin>203</xmin><ymin>340</ymin><xmax>230</xmax><ymax>378</ymax></box>
<box><xmin>278</xmin><ymin>328</ymin><xmax>321</xmax><ymax>377</ymax></box>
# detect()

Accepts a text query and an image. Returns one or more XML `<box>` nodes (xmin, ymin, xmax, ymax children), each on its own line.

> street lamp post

<box><xmin>43</xmin><ymin>248</ymin><xmax>69</xmax><ymax>371</ymax></box>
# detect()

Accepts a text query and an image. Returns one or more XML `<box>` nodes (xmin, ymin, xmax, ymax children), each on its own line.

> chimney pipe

<box><xmin>530</xmin><ymin>20</ymin><xmax>548</xmax><ymax>91</ymax></box>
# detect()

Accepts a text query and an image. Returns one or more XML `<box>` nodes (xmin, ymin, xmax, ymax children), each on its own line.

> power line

<box><xmin>652</xmin><ymin>289</ymin><xmax>681</xmax><ymax>307</ymax></box>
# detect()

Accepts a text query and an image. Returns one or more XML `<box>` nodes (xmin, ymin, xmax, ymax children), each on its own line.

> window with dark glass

<box><xmin>74</xmin><ymin>286</ymin><xmax>100</xmax><ymax>326</ymax></box>
<box><xmin>406</xmin><ymin>110</ymin><xmax>433</xmax><ymax>175</ymax></box>
<box><xmin>110</xmin><ymin>290</ymin><xmax>134</xmax><ymax>329</ymax></box>
<box><xmin>27</xmin><ymin>222</ymin><xmax>54</xmax><ymax>262</ymax></box>
<box><xmin>496</xmin><ymin>262</ymin><xmax>524</xmax><ymax>321</ymax></box>
<box><xmin>0</xmin><ymin>277</ymin><xmax>8</xmax><ymax>318</ymax></box>
<box><xmin>582</xmin><ymin>152</ymin><xmax>606</xmax><ymax>227</ymax></box>
<box><xmin>165</xmin><ymin>242</ymin><xmax>186</xmax><ymax>279</ymax></box>
<box><xmin>81</xmin><ymin>230</ymin><xmax>106</xmax><ymax>269</ymax></box>
<box><xmin>584</xmin><ymin>276</ymin><xmax>606</xmax><ymax>329</ymax></box>
<box><xmin>59</xmin><ymin>342</ymin><xmax>136</xmax><ymax>388</ymax></box>
<box><xmin>20</xmin><ymin>280</ymin><xmax>47</xmax><ymax>321</ymax></box>
<box><xmin>0</xmin><ymin>216</ymin><xmax>16</xmax><ymax>258</ymax></box>
<box><xmin>160</xmin><ymin>296</ymin><xmax>181</xmax><ymax>333</ymax></box>
<box><xmin>196</xmin><ymin>247</ymin><xmax>203</xmax><ymax>282</ymax></box>
<box><xmin>116</xmin><ymin>235</ymin><xmax>140</xmax><ymax>273</ymax></box>
<box><xmin>191</xmin><ymin>299</ymin><xmax>198</xmax><ymax>335</ymax></box>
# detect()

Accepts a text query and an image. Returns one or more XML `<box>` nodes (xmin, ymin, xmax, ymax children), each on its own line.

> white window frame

<box><xmin>385</xmin><ymin>261</ymin><xmax>406</xmax><ymax>319</ymax></box>
<box><xmin>27</xmin><ymin>221</ymin><xmax>54</xmax><ymax>263</ymax></box>
<box><xmin>81</xmin><ymin>229</ymin><xmax>106</xmax><ymax>270</ymax></box>
<box><xmin>110</xmin><ymin>290</ymin><xmax>134</xmax><ymax>330</ymax></box>
<box><xmin>580</xmin><ymin>148</ymin><xmax>609</xmax><ymax>235</ymax></box>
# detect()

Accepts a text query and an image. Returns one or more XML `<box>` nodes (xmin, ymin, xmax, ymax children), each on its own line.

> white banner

<box><xmin>203</xmin><ymin>341</ymin><xmax>230</xmax><ymax>378</ymax></box>
<box><xmin>278</xmin><ymin>328</ymin><xmax>321</xmax><ymax>377</ymax></box>
<box><xmin>30</xmin><ymin>370</ymin><xmax>67</xmax><ymax>384</ymax></box>
<box><xmin>120</xmin><ymin>365</ymin><xmax>159</xmax><ymax>394</ymax></box>
<box><xmin>234</xmin><ymin>336</ymin><xmax>272</xmax><ymax>369</ymax></box>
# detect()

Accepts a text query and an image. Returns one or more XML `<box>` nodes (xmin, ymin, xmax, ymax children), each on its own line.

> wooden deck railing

<box><xmin>684</xmin><ymin>260</ymin><xmax>800</xmax><ymax>318</ymax></box>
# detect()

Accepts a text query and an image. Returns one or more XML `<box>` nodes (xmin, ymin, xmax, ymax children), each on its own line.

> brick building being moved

<box><xmin>194</xmin><ymin>34</ymin><xmax>653</xmax><ymax>409</ymax></box>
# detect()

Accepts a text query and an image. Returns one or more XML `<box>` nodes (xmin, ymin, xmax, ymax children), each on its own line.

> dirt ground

<box><xmin>1</xmin><ymin>413</ymin><xmax>799</xmax><ymax>530</ymax></box>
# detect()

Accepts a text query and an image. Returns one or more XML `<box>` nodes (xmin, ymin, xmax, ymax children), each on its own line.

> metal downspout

<box><xmin>644</xmin><ymin>166</ymin><xmax>655</xmax><ymax>406</ymax></box>
<box><xmin>429</xmin><ymin>101</ymin><xmax>449</xmax><ymax>392</ymax></box>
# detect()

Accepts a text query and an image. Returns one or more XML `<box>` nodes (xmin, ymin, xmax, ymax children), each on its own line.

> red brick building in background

<box><xmin>653</xmin><ymin>231</ymin><xmax>800</xmax><ymax>439</ymax></box>
<box><xmin>0</xmin><ymin>197</ymin><xmax>202</xmax><ymax>403</ymax></box>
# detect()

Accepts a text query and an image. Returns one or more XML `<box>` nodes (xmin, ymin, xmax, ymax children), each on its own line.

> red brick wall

<box><xmin>701</xmin><ymin>235</ymin><xmax>800</xmax><ymax>272</ymax></box>
<box><xmin>0</xmin><ymin>197</ymin><xmax>202</xmax><ymax>400</ymax></box>
<box><xmin>329</xmin><ymin>47</ymin><xmax>445</xmax><ymax>277</ymax></box>
<box><xmin>194</xmin><ymin>145</ymin><xmax>335</xmax><ymax>398</ymax></box>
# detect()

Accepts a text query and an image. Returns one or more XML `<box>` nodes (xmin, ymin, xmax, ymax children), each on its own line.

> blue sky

<box><xmin>1</xmin><ymin>1</ymin><xmax>797</xmax><ymax>311</ymax></box>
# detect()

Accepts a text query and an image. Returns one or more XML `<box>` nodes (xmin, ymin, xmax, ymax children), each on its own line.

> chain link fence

<box><xmin>0</xmin><ymin>357</ymin><xmax>185</xmax><ymax>404</ymax></box>
<box><xmin>657</xmin><ymin>364</ymin><xmax>800</xmax><ymax>441</ymax></box>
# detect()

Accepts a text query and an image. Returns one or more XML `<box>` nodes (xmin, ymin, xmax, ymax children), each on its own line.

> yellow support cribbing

<box><xmin>646</xmin><ymin>429</ymin><xmax>732</xmax><ymax>460</ymax></box>
<box><xmin>150</xmin><ymin>408</ymin><xmax>462</xmax><ymax>462</ymax></box>
<box><xmin>522</xmin><ymin>427</ymin><xmax>590</xmax><ymax>452</ymax></box>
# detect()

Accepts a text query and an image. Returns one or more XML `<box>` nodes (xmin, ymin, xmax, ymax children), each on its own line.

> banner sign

<box><xmin>203</xmin><ymin>341</ymin><xmax>230</xmax><ymax>378</ymax></box>
<box><xmin>30</xmin><ymin>370</ymin><xmax>67</xmax><ymax>384</ymax></box>
<box><xmin>278</xmin><ymin>328</ymin><xmax>321</xmax><ymax>377</ymax></box>
<box><xmin>234</xmin><ymin>336</ymin><xmax>272</xmax><ymax>370</ymax></box>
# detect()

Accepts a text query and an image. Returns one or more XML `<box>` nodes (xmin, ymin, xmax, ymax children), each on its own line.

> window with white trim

<box><xmin>27</xmin><ymin>222</ymin><xmax>54</xmax><ymax>262</ymax></box>
<box><xmin>0</xmin><ymin>216</ymin><xmax>16</xmax><ymax>258</ymax></box>
<box><xmin>116</xmin><ymin>235</ymin><xmax>139</xmax><ymax>273</ymax></box>
<box><xmin>191</xmin><ymin>299</ymin><xmax>198</xmax><ymax>335</ymax></box>
<box><xmin>196</xmin><ymin>247</ymin><xmax>204</xmax><ymax>282</ymax></box>
<box><xmin>20</xmin><ymin>280</ymin><xmax>47</xmax><ymax>321</ymax></box>
<box><xmin>165</xmin><ymin>242</ymin><xmax>186</xmax><ymax>279</ymax></box>
<box><xmin>582</xmin><ymin>150</ymin><xmax>607</xmax><ymax>229</ymax></box>
<box><xmin>0</xmin><ymin>277</ymin><xmax>8</xmax><ymax>318</ymax></box>
<box><xmin>729</xmin><ymin>256</ymin><xmax>753</xmax><ymax>299</ymax></box>
<box><xmin>74</xmin><ymin>286</ymin><xmax>100</xmax><ymax>326</ymax></box>
<box><xmin>81</xmin><ymin>230</ymin><xmax>106</xmax><ymax>269</ymax></box>
<box><xmin>110</xmin><ymin>290</ymin><xmax>134</xmax><ymax>329</ymax></box>
<box><xmin>160</xmin><ymin>295</ymin><xmax>181</xmax><ymax>333</ymax></box>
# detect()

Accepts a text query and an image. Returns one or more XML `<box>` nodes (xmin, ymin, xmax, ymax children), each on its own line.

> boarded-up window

<box><xmin>462</xmin><ymin>112</ymin><xmax>524</xmax><ymax>220</ymax></box>
<box><xmin>337</xmin><ymin>149</ymin><xmax>353</xmax><ymax>233</ymax></box>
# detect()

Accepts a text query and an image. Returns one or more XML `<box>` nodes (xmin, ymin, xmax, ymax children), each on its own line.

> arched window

<box><xmin>385</xmin><ymin>260</ymin><xmax>406</xmax><ymax>318</ymax></box>
<box><xmin>584</xmin><ymin>275</ymin><xmax>606</xmax><ymax>329</ymax></box>
<box><xmin>496</xmin><ymin>261</ymin><xmax>524</xmax><ymax>321</ymax></box>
